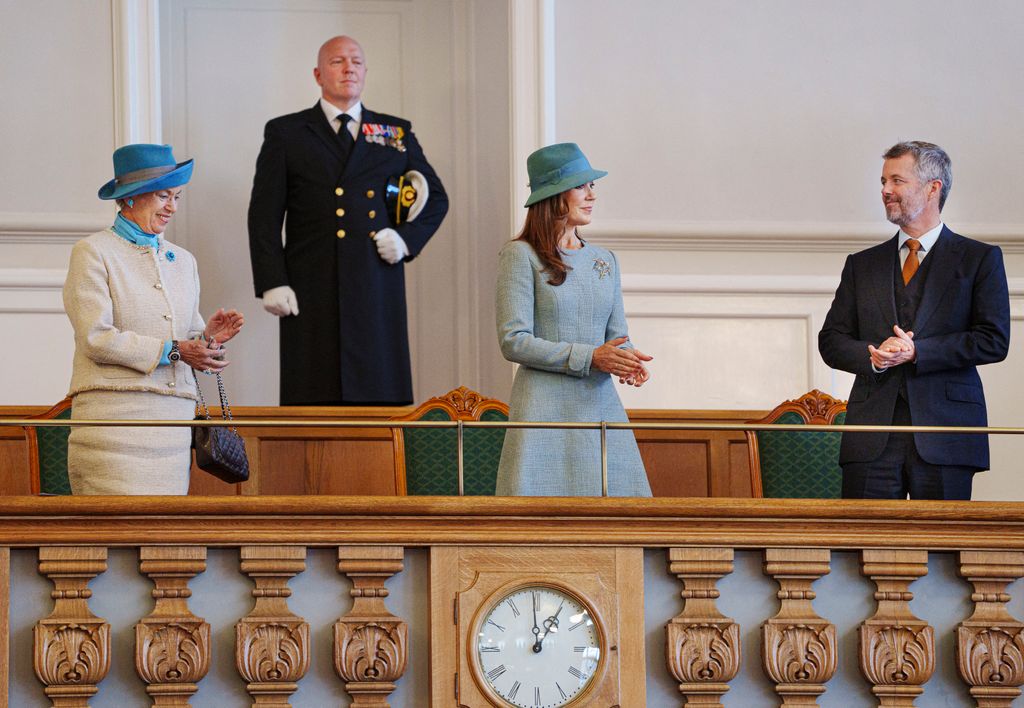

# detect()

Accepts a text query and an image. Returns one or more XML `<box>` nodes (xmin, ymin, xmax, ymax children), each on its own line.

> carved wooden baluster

<box><xmin>761</xmin><ymin>548</ymin><xmax>837</xmax><ymax>706</ymax></box>
<box><xmin>859</xmin><ymin>550</ymin><xmax>934</xmax><ymax>706</ymax></box>
<box><xmin>956</xmin><ymin>551</ymin><xmax>1024</xmax><ymax>707</ymax></box>
<box><xmin>34</xmin><ymin>546</ymin><xmax>111</xmax><ymax>707</ymax></box>
<box><xmin>235</xmin><ymin>546</ymin><xmax>310</xmax><ymax>706</ymax></box>
<box><xmin>135</xmin><ymin>546</ymin><xmax>210</xmax><ymax>706</ymax></box>
<box><xmin>334</xmin><ymin>546</ymin><xmax>408</xmax><ymax>707</ymax></box>
<box><xmin>665</xmin><ymin>547</ymin><xmax>741</xmax><ymax>707</ymax></box>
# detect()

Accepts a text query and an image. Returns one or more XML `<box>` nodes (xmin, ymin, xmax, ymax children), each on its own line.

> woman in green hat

<box><xmin>63</xmin><ymin>143</ymin><xmax>244</xmax><ymax>494</ymax></box>
<box><xmin>495</xmin><ymin>143</ymin><xmax>653</xmax><ymax>496</ymax></box>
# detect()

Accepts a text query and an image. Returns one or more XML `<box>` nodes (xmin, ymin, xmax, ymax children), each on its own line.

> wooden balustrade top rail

<box><xmin>0</xmin><ymin>496</ymin><xmax>1022</xmax><ymax>549</ymax></box>
<box><xmin>7</xmin><ymin>418</ymin><xmax>1024</xmax><ymax>433</ymax></box>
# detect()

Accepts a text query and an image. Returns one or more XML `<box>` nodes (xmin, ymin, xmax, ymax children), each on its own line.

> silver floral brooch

<box><xmin>593</xmin><ymin>257</ymin><xmax>610</xmax><ymax>279</ymax></box>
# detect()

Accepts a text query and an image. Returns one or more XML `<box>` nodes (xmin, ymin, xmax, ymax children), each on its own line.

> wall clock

<box><xmin>430</xmin><ymin>547</ymin><xmax>645</xmax><ymax>707</ymax></box>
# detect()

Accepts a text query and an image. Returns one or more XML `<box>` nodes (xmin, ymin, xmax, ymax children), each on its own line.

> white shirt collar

<box><xmin>319</xmin><ymin>98</ymin><xmax>362</xmax><ymax>129</ymax></box>
<box><xmin>898</xmin><ymin>222</ymin><xmax>944</xmax><ymax>254</ymax></box>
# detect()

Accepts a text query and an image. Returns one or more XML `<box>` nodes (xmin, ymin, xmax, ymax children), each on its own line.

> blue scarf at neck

<box><xmin>111</xmin><ymin>212</ymin><xmax>159</xmax><ymax>248</ymax></box>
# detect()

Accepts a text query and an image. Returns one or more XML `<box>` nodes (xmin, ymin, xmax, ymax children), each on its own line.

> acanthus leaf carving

<box><xmin>861</xmin><ymin>624</ymin><xmax>935</xmax><ymax>685</ymax></box>
<box><xmin>667</xmin><ymin>621</ymin><xmax>741</xmax><ymax>683</ymax></box>
<box><xmin>35</xmin><ymin>621</ymin><xmax>111</xmax><ymax>686</ymax></box>
<box><xmin>136</xmin><ymin>620</ymin><xmax>210</xmax><ymax>684</ymax></box>
<box><xmin>237</xmin><ymin>620</ymin><xmax>310</xmax><ymax>684</ymax></box>
<box><xmin>335</xmin><ymin>620</ymin><xmax>408</xmax><ymax>683</ymax></box>
<box><xmin>763</xmin><ymin>622</ymin><xmax>837</xmax><ymax>685</ymax></box>
<box><xmin>958</xmin><ymin>626</ymin><xmax>1024</xmax><ymax>687</ymax></box>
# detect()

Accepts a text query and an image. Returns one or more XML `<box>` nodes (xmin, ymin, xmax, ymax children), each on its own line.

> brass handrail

<box><xmin>6</xmin><ymin>417</ymin><xmax>1023</xmax><ymax>498</ymax></box>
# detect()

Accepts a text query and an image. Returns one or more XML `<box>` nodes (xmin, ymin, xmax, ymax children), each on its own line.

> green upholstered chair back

<box><xmin>746</xmin><ymin>390</ymin><xmax>846</xmax><ymax>499</ymax></box>
<box><xmin>25</xmin><ymin>398</ymin><xmax>73</xmax><ymax>495</ymax></box>
<box><xmin>392</xmin><ymin>387</ymin><xmax>509</xmax><ymax>496</ymax></box>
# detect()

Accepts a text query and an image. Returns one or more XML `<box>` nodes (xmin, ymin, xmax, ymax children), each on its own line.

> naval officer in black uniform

<box><xmin>248</xmin><ymin>35</ymin><xmax>448</xmax><ymax>405</ymax></box>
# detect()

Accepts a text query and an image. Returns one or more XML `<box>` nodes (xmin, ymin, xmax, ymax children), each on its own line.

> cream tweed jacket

<box><xmin>63</xmin><ymin>229</ymin><xmax>206</xmax><ymax>399</ymax></box>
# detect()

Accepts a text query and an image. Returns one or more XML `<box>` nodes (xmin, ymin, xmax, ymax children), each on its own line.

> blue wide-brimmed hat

<box><xmin>98</xmin><ymin>143</ymin><xmax>194</xmax><ymax>200</ymax></box>
<box><xmin>524</xmin><ymin>142</ymin><xmax>607</xmax><ymax>207</ymax></box>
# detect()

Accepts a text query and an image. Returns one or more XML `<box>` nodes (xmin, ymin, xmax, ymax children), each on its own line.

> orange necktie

<box><xmin>902</xmin><ymin>239</ymin><xmax>921</xmax><ymax>285</ymax></box>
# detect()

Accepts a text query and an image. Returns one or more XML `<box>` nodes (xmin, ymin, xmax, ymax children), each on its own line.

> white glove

<box><xmin>374</xmin><ymin>228</ymin><xmax>409</xmax><ymax>265</ymax></box>
<box><xmin>261</xmin><ymin>285</ymin><xmax>299</xmax><ymax>317</ymax></box>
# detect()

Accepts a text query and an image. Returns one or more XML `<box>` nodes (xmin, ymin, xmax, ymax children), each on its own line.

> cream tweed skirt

<box><xmin>68</xmin><ymin>389</ymin><xmax>195</xmax><ymax>495</ymax></box>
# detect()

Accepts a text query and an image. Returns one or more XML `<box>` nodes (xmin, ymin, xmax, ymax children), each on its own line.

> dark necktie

<box><xmin>337</xmin><ymin>113</ymin><xmax>354</xmax><ymax>162</ymax></box>
<box><xmin>902</xmin><ymin>238</ymin><xmax>921</xmax><ymax>285</ymax></box>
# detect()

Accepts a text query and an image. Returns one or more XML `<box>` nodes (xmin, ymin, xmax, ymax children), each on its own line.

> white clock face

<box><xmin>476</xmin><ymin>586</ymin><xmax>601</xmax><ymax>707</ymax></box>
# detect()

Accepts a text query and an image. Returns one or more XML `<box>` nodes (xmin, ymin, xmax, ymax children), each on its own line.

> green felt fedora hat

<box><xmin>98</xmin><ymin>143</ymin><xmax>194</xmax><ymax>200</ymax></box>
<box><xmin>524</xmin><ymin>142</ymin><xmax>607</xmax><ymax>207</ymax></box>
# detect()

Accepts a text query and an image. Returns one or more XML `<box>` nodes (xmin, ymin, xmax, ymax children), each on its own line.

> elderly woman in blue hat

<box><xmin>62</xmin><ymin>144</ymin><xmax>244</xmax><ymax>494</ymax></box>
<box><xmin>495</xmin><ymin>143</ymin><xmax>653</xmax><ymax>497</ymax></box>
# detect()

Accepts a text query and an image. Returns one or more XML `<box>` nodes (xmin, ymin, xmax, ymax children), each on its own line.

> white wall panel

<box><xmin>550</xmin><ymin>0</ymin><xmax>1024</xmax><ymax>239</ymax></box>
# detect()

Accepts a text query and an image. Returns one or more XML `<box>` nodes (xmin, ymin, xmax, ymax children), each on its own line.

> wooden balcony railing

<box><xmin>3</xmin><ymin>496</ymin><xmax>1024</xmax><ymax>706</ymax></box>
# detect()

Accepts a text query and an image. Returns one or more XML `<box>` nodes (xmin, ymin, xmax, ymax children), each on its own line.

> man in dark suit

<box><xmin>819</xmin><ymin>141</ymin><xmax>1010</xmax><ymax>500</ymax></box>
<box><xmin>248</xmin><ymin>35</ymin><xmax>448</xmax><ymax>405</ymax></box>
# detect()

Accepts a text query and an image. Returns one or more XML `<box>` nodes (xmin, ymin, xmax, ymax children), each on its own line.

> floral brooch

<box><xmin>165</xmin><ymin>250</ymin><xmax>176</xmax><ymax>263</ymax></box>
<box><xmin>593</xmin><ymin>257</ymin><xmax>610</xmax><ymax>279</ymax></box>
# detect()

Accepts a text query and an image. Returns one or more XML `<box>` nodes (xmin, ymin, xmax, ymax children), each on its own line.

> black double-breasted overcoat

<box><xmin>248</xmin><ymin>104</ymin><xmax>448</xmax><ymax>404</ymax></box>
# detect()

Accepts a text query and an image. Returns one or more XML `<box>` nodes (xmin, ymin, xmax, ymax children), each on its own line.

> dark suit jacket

<box><xmin>248</xmin><ymin>104</ymin><xmax>448</xmax><ymax>404</ymax></box>
<box><xmin>818</xmin><ymin>227</ymin><xmax>1010</xmax><ymax>469</ymax></box>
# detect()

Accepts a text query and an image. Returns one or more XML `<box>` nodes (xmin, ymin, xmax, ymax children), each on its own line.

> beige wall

<box><xmin>2</xmin><ymin>0</ymin><xmax>1023</xmax><ymax>497</ymax></box>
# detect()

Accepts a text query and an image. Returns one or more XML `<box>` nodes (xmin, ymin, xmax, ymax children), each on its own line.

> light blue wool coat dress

<box><xmin>495</xmin><ymin>239</ymin><xmax>652</xmax><ymax>497</ymax></box>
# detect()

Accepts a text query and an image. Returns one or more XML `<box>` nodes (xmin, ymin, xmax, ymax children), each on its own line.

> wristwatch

<box><xmin>169</xmin><ymin>340</ymin><xmax>181</xmax><ymax>363</ymax></box>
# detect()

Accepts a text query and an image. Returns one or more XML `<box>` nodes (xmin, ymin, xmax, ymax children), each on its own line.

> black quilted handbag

<box><xmin>192</xmin><ymin>372</ymin><xmax>250</xmax><ymax>483</ymax></box>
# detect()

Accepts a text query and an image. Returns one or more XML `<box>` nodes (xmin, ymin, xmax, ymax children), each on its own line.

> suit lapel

<box><xmin>305</xmin><ymin>104</ymin><xmax>345</xmax><ymax>162</ymax></box>
<box><xmin>913</xmin><ymin>226</ymin><xmax>964</xmax><ymax>333</ymax></box>
<box><xmin>341</xmin><ymin>108</ymin><xmax>375</xmax><ymax>178</ymax></box>
<box><xmin>870</xmin><ymin>235</ymin><xmax>899</xmax><ymax>325</ymax></box>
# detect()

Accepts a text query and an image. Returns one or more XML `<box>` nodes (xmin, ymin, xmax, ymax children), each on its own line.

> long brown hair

<box><xmin>516</xmin><ymin>192</ymin><xmax>572</xmax><ymax>285</ymax></box>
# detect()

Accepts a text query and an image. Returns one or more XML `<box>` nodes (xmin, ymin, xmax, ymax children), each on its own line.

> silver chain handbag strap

<box><xmin>194</xmin><ymin>372</ymin><xmax>237</xmax><ymax>434</ymax></box>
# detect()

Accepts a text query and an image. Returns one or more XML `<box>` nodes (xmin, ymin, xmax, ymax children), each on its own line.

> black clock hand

<box><xmin>538</xmin><ymin>605</ymin><xmax>563</xmax><ymax>649</ymax></box>
<box><xmin>531</xmin><ymin>591</ymin><xmax>543</xmax><ymax>653</ymax></box>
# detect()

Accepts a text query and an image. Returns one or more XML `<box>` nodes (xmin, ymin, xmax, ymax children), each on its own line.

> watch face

<box><xmin>475</xmin><ymin>585</ymin><xmax>601</xmax><ymax>707</ymax></box>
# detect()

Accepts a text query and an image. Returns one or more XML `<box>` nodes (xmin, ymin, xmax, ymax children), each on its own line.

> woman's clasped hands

<box><xmin>179</xmin><ymin>308</ymin><xmax>245</xmax><ymax>374</ymax></box>
<box><xmin>592</xmin><ymin>336</ymin><xmax>653</xmax><ymax>387</ymax></box>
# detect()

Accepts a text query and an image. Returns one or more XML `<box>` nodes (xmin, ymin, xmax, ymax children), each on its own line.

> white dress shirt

<box><xmin>898</xmin><ymin>222</ymin><xmax>944</xmax><ymax>266</ymax></box>
<box><xmin>320</xmin><ymin>98</ymin><xmax>362</xmax><ymax>140</ymax></box>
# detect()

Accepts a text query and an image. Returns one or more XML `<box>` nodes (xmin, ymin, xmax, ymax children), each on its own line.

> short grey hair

<box><xmin>883</xmin><ymin>141</ymin><xmax>952</xmax><ymax>210</ymax></box>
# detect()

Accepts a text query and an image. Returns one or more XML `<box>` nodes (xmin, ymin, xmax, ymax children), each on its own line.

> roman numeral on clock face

<box><xmin>534</xmin><ymin>686</ymin><xmax>541</xmax><ymax>705</ymax></box>
<box><xmin>486</xmin><ymin>664</ymin><xmax>507</xmax><ymax>681</ymax></box>
<box><xmin>487</xmin><ymin>619</ymin><xmax>506</xmax><ymax>632</ymax></box>
<box><xmin>568</xmin><ymin>665</ymin><xmax>587</xmax><ymax>680</ymax></box>
<box><xmin>480</xmin><ymin>645</ymin><xmax>500</xmax><ymax>652</ymax></box>
<box><xmin>568</xmin><ymin>619</ymin><xmax>586</xmax><ymax>631</ymax></box>
<box><xmin>506</xmin><ymin>597</ymin><xmax>520</xmax><ymax>617</ymax></box>
<box><xmin>507</xmin><ymin>680</ymin><xmax>521</xmax><ymax>699</ymax></box>
<box><xmin>556</xmin><ymin>681</ymin><xmax>568</xmax><ymax>699</ymax></box>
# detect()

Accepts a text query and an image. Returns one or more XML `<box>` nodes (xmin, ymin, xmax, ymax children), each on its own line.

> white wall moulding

<box><xmin>112</xmin><ymin>0</ymin><xmax>162</xmax><ymax>145</ymax></box>
<box><xmin>589</xmin><ymin>221</ymin><xmax>1024</xmax><ymax>253</ymax></box>
<box><xmin>0</xmin><ymin>269</ymin><xmax>67</xmax><ymax>314</ymax></box>
<box><xmin>508</xmin><ymin>0</ymin><xmax>554</xmax><ymax>234</ymax></box>
<box><xmin>0</xmin><ymin>213</ymin><xmax>110</xmax><ymax>244</ymax></box>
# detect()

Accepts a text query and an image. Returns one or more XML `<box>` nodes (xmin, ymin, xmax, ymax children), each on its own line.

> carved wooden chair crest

<box><xmin>390</xmin><ymin>386</ymin><xmax>509</xmax><ymax>496</ymax></box>
<box><xmin>745</xmin><ymin>389</ymin><xmax>847</xmax><ymax>498</ymax></box>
